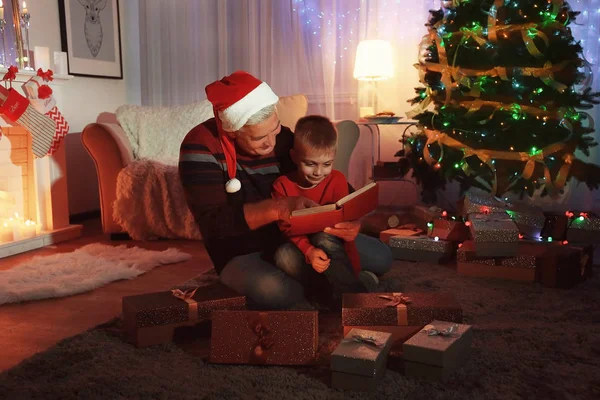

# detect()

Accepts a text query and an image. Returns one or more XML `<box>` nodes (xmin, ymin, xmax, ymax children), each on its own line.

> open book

<box><xmin>288</xmin><ymin>182</ymin><xmax>378</xmax><ymax>236</ymax></box>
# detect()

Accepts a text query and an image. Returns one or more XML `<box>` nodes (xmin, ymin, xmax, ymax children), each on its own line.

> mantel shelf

<box><xmin>0</xmin><ymin>67</ymin><xmax>74</xmax><ymax>84</ymax></box>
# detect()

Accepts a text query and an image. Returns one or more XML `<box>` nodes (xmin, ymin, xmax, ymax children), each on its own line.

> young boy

<box><xmin>271</xmin><ymin>115</ymin><xmax>378</xmax><ymax>302</ymax></box>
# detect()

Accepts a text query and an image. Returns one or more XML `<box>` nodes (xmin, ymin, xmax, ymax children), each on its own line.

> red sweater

<box><xmin>272</xmin><ymin>170</ymin><xmax>361</xmax><ymax>276</ymax></box>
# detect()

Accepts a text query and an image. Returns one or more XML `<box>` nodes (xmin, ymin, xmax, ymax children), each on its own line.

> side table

<box><xmin>356</xmin><ymin>119</ymin><xmax>417</xmax><ymax>181</ymax></box>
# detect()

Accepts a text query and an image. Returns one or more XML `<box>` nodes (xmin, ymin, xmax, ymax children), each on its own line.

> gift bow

<box><xmin>171</xmin><ymin>287</ymin><xmax>199</xmax><ymax>321</ymax></box>
<box><xmin>344</xmin><ymin>334</ymin><xmax>384</xmax><ymax>348</ymax></box>
<box><xmin>248</xmin><ymin>313</ymin><xmax>274</xmax><ymax>363</ymax></box>
<box><xmin>37</xmin><ymin>68</ymin><xmax>54</xmax><ymax>82</ymax></box>
<box><xmin>378</xmin><ymin>293</ymin><xmax>411</xmax><ymax>307</ymax></box>
<box><xmin>422</xmin><ymin>324</ymin><xmax>460</xmax><ymax>337</ymax></box>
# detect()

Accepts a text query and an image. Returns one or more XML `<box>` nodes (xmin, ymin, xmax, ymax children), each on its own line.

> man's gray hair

<box><xmin>245</xmin><ymin>105</ymin><xmax>277</xmax><ymax>127</ymax></box>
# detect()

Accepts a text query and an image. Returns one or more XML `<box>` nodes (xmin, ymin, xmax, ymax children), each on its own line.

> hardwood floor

<box><xmin>0</xmin><ymin>219</ymin><xmax>214</xmax><ymax>372</ymax></box>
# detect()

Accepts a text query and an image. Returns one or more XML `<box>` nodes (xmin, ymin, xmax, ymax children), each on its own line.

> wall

<box><xmin>28</xmin><ymin>0</ymin><xmax>141</xmax><ymax>215</ymax></box>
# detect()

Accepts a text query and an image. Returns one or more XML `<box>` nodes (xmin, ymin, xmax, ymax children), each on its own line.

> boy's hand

<box><xmin>306</xmin><ymin>247</ymin><xmax>330</xmax><ymax>273</ymax></box>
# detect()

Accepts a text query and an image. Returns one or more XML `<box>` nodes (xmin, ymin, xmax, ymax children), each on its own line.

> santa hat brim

<box><xmin>219</xmin><ymin>82</ymin><xmax>279</xmax><ymax>132</ymax></box>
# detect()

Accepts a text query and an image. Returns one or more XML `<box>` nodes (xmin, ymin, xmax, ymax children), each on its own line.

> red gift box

<box><xmin>342</xmin><ymin>292</ymin><xmax>463</xmax><ymax>327</ymax></box>
<box><xmin>379</xmin><ymin>228</ymin><xmax>421</xmax><ymax>244</ymax></box>
<box><xmin>210</xmin><ymin>310</ymin><xmax>318</xmax><ymax>365</ymax></box>
<box><xmin>427</xmin><ymin>218</ymin><xmax>470</xmax><ymax>242</ymax></box>
<box><xmin>457</xmin><ymin>241</ymin><xmax>537</xmax><ymax>282</ymax></box>
<box><xmin>122</xmin><ymin>284</ymin><xmax>245</xmax><ymax>348</ymax></box>
<box><xmin>536</xmin><ymin>245</ymin><xmax>593</xmax><ymax>289</ymax></box>
<box><xmin>413</xmin><ymin>205</ymin><xmax>442</xmax><ymax>231</ymax></box>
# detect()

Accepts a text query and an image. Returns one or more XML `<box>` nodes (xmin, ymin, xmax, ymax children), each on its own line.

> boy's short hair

<box><xmin>293</xmin><ymin>115</ymin><xmax>337</xmax><ymax>153</ymax></box>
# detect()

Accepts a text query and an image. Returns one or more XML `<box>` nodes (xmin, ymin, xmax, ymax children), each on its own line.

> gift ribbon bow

<box><xmin>37</xmin><ymin>68</ymin><xmax>54</xmax><ymax>82</ymax></box>
<box><xmin>248</xmin><ymin>312</ymin><xmax>274</xmax><ymax>363</ymax></box>
<box><xmin>171</xmin><ymin>287</ymin><xmax>199</xmax><ymax>322</ymax></box>
<box><xmin>378</xmin><ymin>293</ymin><xmax>411</xmax><ymax>307</ymax></box>
<box><xmin>344</xmin><ymin>334</ymin><xmax>384</xmax><ymax>348</ymax></box>
<box><xmin>422</xmin><ymin>324</ymin><xmax>460</xmax><ymax>337</ymax></box>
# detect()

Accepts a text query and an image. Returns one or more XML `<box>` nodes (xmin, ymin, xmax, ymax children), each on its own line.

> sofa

<box><xmin>81</xmin><ymin>94</ymin><xmax>361</xmax><ymax>237</ymax></box>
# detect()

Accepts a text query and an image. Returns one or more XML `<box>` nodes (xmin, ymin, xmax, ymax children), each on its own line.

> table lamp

<box><xmin>353</xmin><ymin>40</ymin><xmax>394</xmax><ymax>117</ymax></box>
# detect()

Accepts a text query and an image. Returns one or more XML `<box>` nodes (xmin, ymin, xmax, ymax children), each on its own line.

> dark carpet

<box><xmin>1</xmin><ymin>261</ymin><xmax>599</xmax><ymax>400</ymax></box>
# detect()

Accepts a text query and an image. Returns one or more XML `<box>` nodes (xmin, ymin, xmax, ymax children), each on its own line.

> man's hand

<box><xmin>306</xmin><ymin>247</ymin><xmax>330</xmax><ymax>273</ymax></box>
<box><xmin>274</xmin><ymin>196</ymin><xmax>319</xmax><ymax>223</ymax></box>
<box><xmin>324</xmin><ymin>220</ymin><xmax>361</xmax><ymax>242</ymax></box>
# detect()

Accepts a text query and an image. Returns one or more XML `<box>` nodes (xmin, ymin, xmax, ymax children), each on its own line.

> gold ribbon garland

<box><xmin>487</xmin><ymin>0</ymin><xmax>505</xmax><ymax>43</ymax></box>
<box><xmin>422</xmin><ymin>128</ymin><xmax>573</xmax><ymax>195</ymax></box>
<box><xmin>406</xmin><ymin>87</ymin><xmax>436</xmax><ymax>119</ymax></box>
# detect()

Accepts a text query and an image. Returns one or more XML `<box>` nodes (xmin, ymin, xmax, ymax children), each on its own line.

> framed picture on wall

<box><xmin>57</xmin><ymin>0</ymin><xmax>123</xmax><ymax>79</ymax></box>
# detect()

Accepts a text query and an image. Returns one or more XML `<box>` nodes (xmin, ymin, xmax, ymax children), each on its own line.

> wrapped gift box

<box><xmin>331</xmin><ymin>328</ymin><xmax>393</xmax><ymax>391</ymax></box>
<box><xmin>342</xmin><ymin>292</ymin><xmax>463</xmax><ymax>327</ymax></box>
<box><xmin>540</xmin><ymin>212</ymin><xmax>569</xmax><ymax>241</ymax></box>
<box><xmin>379</xmin><ymin>227</ymin><xmax>421</xmax><ymax>244</ymax></box>
<box><xmin>413</xmin><ymin>205</ymin><xmax>442</xmax><ymax>231</ymax></box>
<box><xmin>343</xmin><ymin>325</ymin><xmax>423</xmax><ymax>350</ymax></box>
<box><xmin>565</xmin><ymin>213</ymin><xmax>600</xmax><ymax>244</ymax></box>
<box><xmin>388</xmin><ymin>235</ymin><xmax>455</xmax><ymax>264</ymax></box>
<box><xmin>457</xmin><ymin>241</ymin><xmax>537</xmax><ymax>282</ymax></box>
<box><xmin>468</xmin><ymin>213</ymin><xmax>519</xmax><ymax>257</ymax></box>
<box><xmin>122</xmin><ymin>284</ymin><xmax>245</xmax><ymax>347</ymax></box>
<box><xmin>505</xmin><ymin>202</ymin><xmax>545</xmax><ymax>239</ymax></box>
<box><xmin>403</xmin><ymin>320</ymin><xmax>473</xmax><ymax>382</ymax></box>
<box><xmin>459</xmin><ymin>188</ymin><xmax>508</xmax><ymax>216</ymax></box>
<box><xmin>536</xmin><ymin>245</ymin><xmax>593</xmax><ymax>289</ymax></box>
<box><xmin>428</xmin><ymin>218</ymin><xmax>470</xmax><ymax>242</ymax></box>
<box><xmin>210</xmin><ymin>310</ymin><xmax>318</xmax><ymax>365</ymax></box>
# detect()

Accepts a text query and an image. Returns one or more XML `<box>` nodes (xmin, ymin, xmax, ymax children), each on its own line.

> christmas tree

<box><xmin>401</xmin><ymin>0</ymin><xmax>600</xmax><ymax>203</ymax></box>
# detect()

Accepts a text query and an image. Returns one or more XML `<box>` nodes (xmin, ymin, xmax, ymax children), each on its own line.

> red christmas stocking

<box><xmin>0</xmin><ymin>87</ymin><xmax>55</xmax><ymax>158</ymax></box>
<box><xmin>46</xmin><ymin>106</ymin><xmax>70</xmax><ymax>155</ymax></box>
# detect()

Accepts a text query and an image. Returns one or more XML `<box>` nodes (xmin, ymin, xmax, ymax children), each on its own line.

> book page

<box><xmin>291</xmin><ymin>203</ymin><xmax>337</xmax><ymax>217</ymax></box>
<box><xmin>335</xmin><ymin>181</ymin><xmax>377</xmax><ymax>207</ymax></box>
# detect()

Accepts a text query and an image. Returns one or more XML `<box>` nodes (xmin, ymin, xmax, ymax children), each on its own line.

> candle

<box><xmin>20</xmin><ymin>219</ymin><xmax>36</xmax><ymax>239</ymax></box>
<box><xmin>0</xmin><ymin>222</ymin><xmax>13</xmax><ymax>244</ymax></box>
<box><xmin>34</xmin><ymin>46</ymin><xmax>50</xmax><ymax>70</ymax></box>
<box><xmin>0</xmin><ymin>1</ymin><xmax>4</xmax><ymax>21</ymax></box>
<box><xmin>22</xmin><ymin>1</ymin><xmax>27</xmax><ymax>14</ymax></box>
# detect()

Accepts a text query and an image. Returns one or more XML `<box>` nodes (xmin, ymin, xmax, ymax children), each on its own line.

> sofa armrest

<box><xmin>81</xmin><ymin>123</ymin><xmax>128</xmax><ymax>234</ymax></box>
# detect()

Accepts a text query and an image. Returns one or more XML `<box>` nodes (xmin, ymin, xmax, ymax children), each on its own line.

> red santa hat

<box><xmin>205</xmin><ymin>71</ymin><xmax>279</xmax><ymax>193</ymax></box>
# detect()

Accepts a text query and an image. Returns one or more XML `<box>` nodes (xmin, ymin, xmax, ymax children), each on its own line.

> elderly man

<box><xmin>179</xmin><ymin>71</ymin><xmax>392</xmax><ymax>309</ymax></box>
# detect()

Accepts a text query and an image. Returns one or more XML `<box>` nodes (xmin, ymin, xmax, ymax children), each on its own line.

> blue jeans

<box><xmin>273</xmin><ymin>232</ymin><xmax>364</xmax><ymax>298</ymax></box>
<box><xmin>219</xmin><ymin>233</ymin><xmax>393</xmax><ymax>309</ymax></box>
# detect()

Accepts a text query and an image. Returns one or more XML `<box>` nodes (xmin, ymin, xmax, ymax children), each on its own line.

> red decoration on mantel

<box><xmin>37</xmin><ymin>85</ymin><xmax>53</xmax><ymax>99</ymax></box>
<box><xmin>2</xmin><ymin>65</ymin><xmax>19</xmax><ymax>87</ymax></box>
<box><xmin>37</xmin><ymin>68</ymin><xmax>54</xmax><ymax>81</ymax></box>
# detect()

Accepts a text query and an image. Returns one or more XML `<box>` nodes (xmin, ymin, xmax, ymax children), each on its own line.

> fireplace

<box><xmin>0</xmin><ymin>71</ymin><xmax>81</xmax><ymax>258</ymax></box>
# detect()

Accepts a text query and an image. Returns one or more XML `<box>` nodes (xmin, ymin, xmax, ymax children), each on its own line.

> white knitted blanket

<box><xmin>115</xmin><ymin>100</ymin><xmax>214</xmax><ymax>165</ymax></box>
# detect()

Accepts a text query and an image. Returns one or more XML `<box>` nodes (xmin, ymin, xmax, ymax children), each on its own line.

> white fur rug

<box><xmin>0</xmin><ymin>244</ymin><xmax>192</xmax><ymax>305</ymax></box>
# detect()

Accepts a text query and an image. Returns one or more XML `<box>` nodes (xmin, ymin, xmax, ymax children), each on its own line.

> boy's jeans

<box><xmin>273</xmin><ymin>232</ymin><xmax>364</xmax><ymax>299</ymax></box>
<box><xmin>220</xmin><ymin>233</ymin><xmax>392</xmax><ymax>309</ymax></box>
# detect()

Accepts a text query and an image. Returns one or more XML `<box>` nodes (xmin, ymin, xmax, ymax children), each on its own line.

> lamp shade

<box><xmin>353</xmin><ymin>40</ymin><xmax>394</xmax><ymax>81</ymax></box>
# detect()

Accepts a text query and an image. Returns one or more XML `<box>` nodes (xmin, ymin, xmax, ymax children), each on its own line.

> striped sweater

<box><xmin>178</xmin><ymin>118</ymin><xmax>296</xmax><ymax>273</ymax></box>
